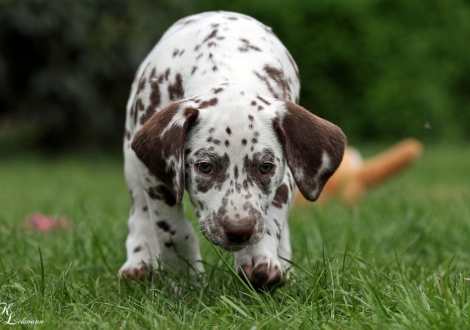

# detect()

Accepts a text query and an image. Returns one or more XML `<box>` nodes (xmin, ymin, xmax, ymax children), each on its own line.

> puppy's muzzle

<box><xmin>223</xmin><ymin>221</ymin><xmax>254</xmax><ymax>244</ymax></box>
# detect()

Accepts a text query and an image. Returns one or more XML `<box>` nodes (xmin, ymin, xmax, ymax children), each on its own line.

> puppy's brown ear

<box><xmin>273</xmin><ymin>100</ymin><xmax>346</xmax><ymax>201</ymax></box>
<box><xmin>131</xmin><ymin>101</ymin><xmax>199</xmax><ymax>204</ymax></box>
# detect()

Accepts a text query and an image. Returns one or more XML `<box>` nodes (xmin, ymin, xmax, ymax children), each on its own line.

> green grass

<box><xmin>0</xmin><ymin>144</ymin><xmax>469</xmax><ymax>329</ymax></box>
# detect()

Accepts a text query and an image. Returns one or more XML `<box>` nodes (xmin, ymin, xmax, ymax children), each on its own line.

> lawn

<box><xmin>0</xmin><ymin>143</ymin><xmax>469</xmax><ymax>329</ymax></box>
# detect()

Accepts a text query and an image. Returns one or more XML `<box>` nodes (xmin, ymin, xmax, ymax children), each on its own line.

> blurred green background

<box><xmin>1</xmin><ymin>0</ymin><xmax>470</xmax><ymax>154</ymax></box>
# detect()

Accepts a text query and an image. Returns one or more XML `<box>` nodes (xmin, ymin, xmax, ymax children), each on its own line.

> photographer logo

<box><xmin>1</xmin><ymin>302</ymin><xmax>43</xmax><ymax>325</ymax></box>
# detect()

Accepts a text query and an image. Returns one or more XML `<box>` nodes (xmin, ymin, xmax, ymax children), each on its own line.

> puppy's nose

<box><xmin>224</xmin><ymin>223</ymin><xmax>254</xmax><ymax>244</ymax></box>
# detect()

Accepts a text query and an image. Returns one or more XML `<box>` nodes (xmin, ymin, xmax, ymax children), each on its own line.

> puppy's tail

<box><xmin>356</xmin><ymin>138</ymin><xmax>423</xmax><ymax>187</ymax></box>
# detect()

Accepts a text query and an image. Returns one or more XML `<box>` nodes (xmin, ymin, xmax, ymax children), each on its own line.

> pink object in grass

<box><xmin>26</xmin><ymin>213</ymin><xmax>71</xmax><ymax>232</ymax></box>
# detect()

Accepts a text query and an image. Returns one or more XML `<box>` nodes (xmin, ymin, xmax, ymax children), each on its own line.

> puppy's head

<box><xmin>132</xmin><ymin>85</ymin><xmax>346</xmax><ymax>251</ymax></box>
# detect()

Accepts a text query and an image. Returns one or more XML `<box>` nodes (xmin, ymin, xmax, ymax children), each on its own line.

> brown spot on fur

<box><xmin>264</xmin><ymin>65</ymin><xmax>291</xmax><ymax>99</ymax></box>
<box><xmin>157</xmin><ymin>185</ymin><xmax>177</xmax><ymax>206</ymax></box>
<box><xmin>168</xmin><ymin>73</ymin><xmax>184</xmax><ymax>101</ymax></box>
<box><xmin>156</xmin><ymin>221</ymin><xmax>171</xmax><ymax>232</ymax></box>
<box><xmin>239</xmin><ymin>38</ymin><xmax>261</xmax><ymax>52</ymax></box>
<box><xmin>180</xmin><ymin>19</ymin><xmax>195</xmax><ymax>26</ymax></box>
<box><xmin>272</xmin><ymin>184</ymin><xmax>289</xmax><ymax>208</ymax></box>
<box><xmin>199</xmin><ymin>98</ymin><xmax>218</xmax><ymax>109</ymax></box>
<box><xmin>254</xmin><ymin>71</ymin><xmax>279</xmax><ymax>99</ymax></box>
<box><xmin>139</xmin><ymin>100</ymin><xmax>153</xmax><ymax>125</ymax></box>
<box><xmin>256</xmin><ymin>96</ymin><xmax>271</xmax><ymax>105</ymax></box>
<box><xmin>203</xmin><ymin>29</ymin><xmax>218</xmax><ymax>43</ymax></box>
<box><xmin>142</xmin><ymin>72</ymin><xmax>162</xmax><ymax>124</ymax></box>
<box><xmin>226</xmin><ymin>127</ymin><xmax>232</xmax><ymax>135</ymax></box>
<box><xmin>163</xmin><ymin>68</ymin><xmax>171</xmax><ymax>81</ymax></box>
<box><xmin>243</xmin><ymin>180</ymin><xmax>248</xmax><ymax>190</ymax></box>
<box><xmin>273</xmin><ymin>219</ymin><xmax>281</xmax><ymax>230</ymax></box>
<box><xmin>137</xmin><ymin>77</ymin><xmax>146</xmax><ymax>95</ymax></box>
<box><xmin>146</xmin><ymin>185</ymin><xmax>177</xmax><ymax>206</ymax></box>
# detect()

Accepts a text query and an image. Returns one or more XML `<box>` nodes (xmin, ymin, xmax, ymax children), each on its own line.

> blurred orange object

<box><xmin>25</xmin><ymin>213</ymin><xmax>71</xmax><ymax>232</ymax></box>
<box><xmin>294</xmin><ymin>138</ymin><xmax>423</xmax><ymax>206</ymax></box>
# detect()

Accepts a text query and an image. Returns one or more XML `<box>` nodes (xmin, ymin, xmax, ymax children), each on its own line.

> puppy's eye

<box><xmin>259</xmin><ymin>163</ymin><xmax>273</xmax><ymax>174</ymax></box>
<box><xmin>198</xmin><ymin>162</ymin><xmax>213</xmax><ymax>174</ymax></box>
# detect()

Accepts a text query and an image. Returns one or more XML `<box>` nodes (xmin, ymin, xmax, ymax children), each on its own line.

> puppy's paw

<box><xmin>119</xmin><ymin>262</ymin><xmax>154</xmax><ymax>281</ymax></box>
<box><xmin>237</xmin><ymin>255</ymin><xmax>288</xmax><ymax>292</ymax></box>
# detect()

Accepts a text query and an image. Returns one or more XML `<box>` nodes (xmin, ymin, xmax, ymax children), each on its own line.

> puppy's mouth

<box><xmin>217</xmin><ymin>235</ymin><xmax>263</xmax><ymax>252</ymax></box>
<box><xmin>210</xmin><ymin>232</ymin><xmax>264</xmax><ymax>252</ymax></box>
<box><xmin>201</xmin><ymin>227</ymin><xmax>264</xmax><ymax>252</ymax></box>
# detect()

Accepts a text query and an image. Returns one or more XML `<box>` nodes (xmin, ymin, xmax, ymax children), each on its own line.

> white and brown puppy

<box><xmin>120</xmin><ymin>11</ymin><xmax>345</xmax><ymax>291</ymax></box>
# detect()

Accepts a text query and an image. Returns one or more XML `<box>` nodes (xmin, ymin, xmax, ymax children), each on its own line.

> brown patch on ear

<box><xmin>131</xmin><ymin>101</ymin><xmax>199</xmax><ymax>204</ymax></box>
<box><xmin>273</xmin><ymin>100</ymin><xmax>346</xmax><ymax>201</ymax></box>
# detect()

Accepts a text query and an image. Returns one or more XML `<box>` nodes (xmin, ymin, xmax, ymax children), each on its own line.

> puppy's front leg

<box><xmin>144</xmin><ymin>182</ymin><xmax>205</xmax><ymax>278</ymax></box>
<box><xmin>234</xmin><ymin>199</ymin><xmax>292</xmax><ymax>291</ymax></box>
<box><xmin>234</xmin><ymin>240</ymin><xmax>286</xmax><ymax>291</ymax></box>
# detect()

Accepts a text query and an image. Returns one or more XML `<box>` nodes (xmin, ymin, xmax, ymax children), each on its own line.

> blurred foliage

<box><xmin>1</xmin><ymin>0</ymin><xmax>470</xmax><ymax>152</ymax></box>
<box><xmin>0</xmin><ymin>0</ymin><xmax>194</xmax><ymax>151</ymax></box>
<box><xmin>197</xmin><ymin>0</ymin><xmax>470</xmax><ymax>143</ymax></box>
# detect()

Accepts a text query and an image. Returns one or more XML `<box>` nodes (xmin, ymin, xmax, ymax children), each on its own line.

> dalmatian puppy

<box><xmin>120</xmin><ymin>11</ymin><xmax>346</xmax><ymax>291</ymax></box>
